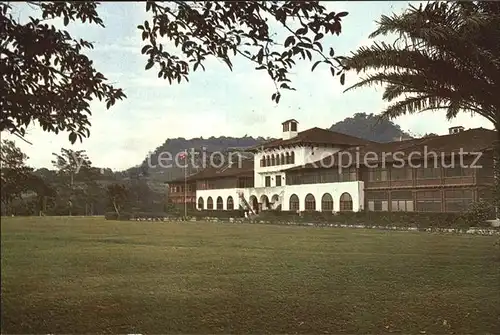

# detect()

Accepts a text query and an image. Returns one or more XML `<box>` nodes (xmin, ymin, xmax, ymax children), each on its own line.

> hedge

<box><xmin>104</xmin><ymin>212</ymin><xmax>132</xmax><ymax>221</ymax></box>
<box><xmin>104</xmin><ymin>204</ymin><xmax>495</xmax><ymax>230</ymax></box>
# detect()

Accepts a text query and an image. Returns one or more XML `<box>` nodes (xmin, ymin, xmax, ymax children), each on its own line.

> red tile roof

<box><xmin>286</xmin><ymin>127</ymin><xmax>497</xmax><ymax>171</ymax></box>
<box><xmin>249</xmin><ymin>127</ymin><xmax>375</xmax><ymax>151</ymax></box>
<box><xmin>169</xmin><ymin>158</ymin><xmax>254</xmax><ymax>183</ymax></box>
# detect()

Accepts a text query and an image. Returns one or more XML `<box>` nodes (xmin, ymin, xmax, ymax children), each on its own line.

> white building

<box><xmin>194</xmin><ymin>119</ymin><xmax>371</xmax><ymax>214</ymax></box>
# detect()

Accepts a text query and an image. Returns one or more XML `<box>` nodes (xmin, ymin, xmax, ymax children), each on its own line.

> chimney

<box><xmin>282</xmin><ymin>119</ymin><xmax>299</xmax><ymax>140</ymax></box>
<box><xmin>449</xmin><ymin>126</ymin><xmax>465</xmax><ymax>134</ymax></box>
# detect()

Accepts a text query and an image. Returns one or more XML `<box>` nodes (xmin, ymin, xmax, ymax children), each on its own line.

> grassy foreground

<box><xmin>1</xmin><ymin>216</ymin><xmax>499</xmax><ymax>334</ymax></box>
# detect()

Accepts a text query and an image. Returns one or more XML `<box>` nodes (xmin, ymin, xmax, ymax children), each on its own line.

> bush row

<box><xmin>104</xmin><ymin>201</ymin><xmax>496</xmax><ymax>229</ymax></box>
<box><xmin>104</xmin><ymin>211</ymin><xmax>171</xmax><ymax>221</ymax></box>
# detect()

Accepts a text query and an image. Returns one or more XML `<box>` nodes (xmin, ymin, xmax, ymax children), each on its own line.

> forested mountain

<box><xmin>329</xmin><ymin>113</ymin><xmax>413</xmax><ymax>143</ymax></box>
<box><xmin>132</xmin><ymin>113</ymin><xmax>412</xmax><ymax>182</ymax></box>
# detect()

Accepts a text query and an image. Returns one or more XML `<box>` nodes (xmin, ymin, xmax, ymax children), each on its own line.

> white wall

<box><xmin>196</xmin><ymin>189</ymin><xmax>240</xmax><ymax>210</ymax></box>
<box><xmin>280</xmin><ymin>181</ymin><xmax>363</xmax><ymax>212</ymax></box>
<box><xmin>196</xmin><ymin>181</ymin><xmax>364</xmax><ymax>212</ymax></box>
<box><xmin>253</xmin><ymin>145</ymin><xmax>342</xmax><ymax>187</ymax></box>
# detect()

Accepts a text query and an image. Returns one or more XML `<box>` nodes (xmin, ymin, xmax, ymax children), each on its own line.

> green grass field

<box><xmin>1</xmin><ymin>217</ymin><xmax>499</xmax><ymax>334</ymax></box>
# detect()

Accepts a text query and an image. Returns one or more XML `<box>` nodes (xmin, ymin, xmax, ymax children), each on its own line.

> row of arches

<box><xmin>198</xmin><ymin>196</ymin><xmax>235</xmax><ymax>210</ymax></box>
<box><xmin>287</xmin><ymin>192</ymin><xmax>353</xmax><ymax>211</ymax></box>
<box><xmin>197</xmin><ymin>192</ymin><xmax>353</xmax><ymax>211</ymax></box>
<box><xmin>260</xmin><ymin>151</ymin><xmax>295</xmax><ymax>167</ymax></box>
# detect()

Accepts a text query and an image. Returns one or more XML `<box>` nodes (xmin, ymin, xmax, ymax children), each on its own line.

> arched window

<box><xmin>271</xmin><ymin>194</ymin><xmax>281</xmax><ymax>211</ymax></box>
<box><xmin>305</xmin><ymin>193</ymin><xmax>316</xmax><ymax>211</ymax></box>
<box><xmin>321</xmin><ymin>193</ymin><xmax>333</xmax><ymax>211</ymax></box>
<box><xmin>280</xmin><ymin>153</ymin><xmax>285</xmax><ymax>165</ymax></box>
<box><xmin>216</xmin><ymin>196</ymin><xmax>223</xmax><ymax>210</ymax></box>
<box><xmin>290</xmin><ymin>151</ymin><xmax>295</xmax><ymax>164</ymax></box>
<box><xmin>207</xmin><ymin>196</ymin><xmax>214</xmax><ymax>210</ymax></box>
<box><xmin>289</xmin><ymin>194</ymin><xmax>299</xmax><ymax>211</ymax></box>
<box><xmin>266</xmin><ymin>155</ymin><xmax>271</xmax><ymax>166</ymax></box>
<box><xmin>260</xmin><ymin>157</ymin><xmax>265</xmax><ymax>167</ymax></box>
<box><xmin>285</xmin><ymin>152</ymin><xmax>290</xmax><ymax>164</ymax></box>
<box><xmin>276</xmin><ymin>154</ymin><xmax>280</xmax><ymax>165</ymax></box>
<box><xmin>227</xmin><ymin>196</ymin><xmax>234</xmax><ymax>210</ymax></box>
<box><xmin>271</xmin><ymin>155</ymin><xmax>275</xmax><ymax>166</ymax></box>
<box><xmin>339</xmin><ymin>192</ymin><xmax>353</xmax><ymax>211</ymax></box>
<box><xmin>198</xmin><ymin>197</ymin><xmax>204</xmax><ymax>210</ymax></box>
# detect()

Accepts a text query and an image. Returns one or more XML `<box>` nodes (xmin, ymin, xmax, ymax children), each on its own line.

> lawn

<box><xmin>1</xmin><ymin>217</ymin><xmax>499</xmax><ymax>334</ymax></box>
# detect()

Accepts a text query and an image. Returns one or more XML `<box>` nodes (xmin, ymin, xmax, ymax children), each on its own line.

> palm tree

<box><xmin>344</xmin><ymin>1</ymin><xmax>500</xmax><ymax>206</ymax></box>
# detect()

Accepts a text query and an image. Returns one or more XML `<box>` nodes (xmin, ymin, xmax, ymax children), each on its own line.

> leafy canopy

<box><xmin>140</xmin><ymin>1</ymin><xmax>349</xmax><ymax>103</ymax></box>
<box><xmin>2</xmin><ymin>1</ymin><xmax>349</xmax><ymax>144</ymax></box>
<box><xmin>344</xmin><ymin>1</ymin><xmax>500</xmax><ymax>127</ymax></box>
<box><xmin>0</xmin><ymin>2</ymin><xmax>127</xmax><ymax>144</ymax></box>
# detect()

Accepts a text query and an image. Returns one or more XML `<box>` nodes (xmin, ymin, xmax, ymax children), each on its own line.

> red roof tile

<box><xmin>286</xmin><ymin>127</ymin><xmax>497</xmax><ymax>171</ymax></box>
<box><xmin>169</xmin><ymin>158</ymin><xmax>254</xmax><ymax>183</ymax></box>
<box><xmin>250</xmin><ymin>127</ymin><xmax>375</xmax><ymax>151</ymax></box>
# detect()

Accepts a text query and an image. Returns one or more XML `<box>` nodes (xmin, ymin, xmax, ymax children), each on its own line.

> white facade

<box><xmin>196</xmin><ymin>181</ymin><xmax>364</xmax><ymax>212</ymax></box>
<box><xmin>253</xmin><ymin>120</ymin><xmax>343</xmax><ymax>188</ymax></box>
<box><xmin>195</xmin><ymin>120</ymin><xmax>365</xmax><ymax>213</ymax></box>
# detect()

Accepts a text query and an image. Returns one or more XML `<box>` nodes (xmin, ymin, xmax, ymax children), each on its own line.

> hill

<box><xmin>128</xmin><ymin>113</ymin><xmax>412</xmax><ymax>183</ymax></box>
<box><xmin>329</xmin><ymin>113</ymin><xmax>413</xmax><ymax>143</ymax></box>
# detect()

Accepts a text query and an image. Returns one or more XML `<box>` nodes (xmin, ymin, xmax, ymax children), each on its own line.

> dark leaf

<box><xmin>314</xmin><ymin>33</ymin><xmax>324</xmax><ymax>41</ymax></box>
<box><xmin>145</xmin><ymin>60</ymin><xmax>154</xmax><ymax>70</ymax></box>
<box><xmin>284</xmin><ymin>35</ymin><xmax>295</xmax><ymax>48</ymax></box>
<box><xmin>311</xmin><ymin>60</ymin><xmax>321</xmax><ymax>72</ymax></box>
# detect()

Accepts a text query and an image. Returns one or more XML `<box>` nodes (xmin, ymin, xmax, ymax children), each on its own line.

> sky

<box><xmin>4</xmin><ymin>1</ymin><xmax>492</xmax><ymax>171</ymax></box>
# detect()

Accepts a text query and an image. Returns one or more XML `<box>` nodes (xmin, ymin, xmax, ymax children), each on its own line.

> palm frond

<box><xmin>345</xmin><ymin>0</ymin><xmax>500</xmax><ymax>127</ymax></box>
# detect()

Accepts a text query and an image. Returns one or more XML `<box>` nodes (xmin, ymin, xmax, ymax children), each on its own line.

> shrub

<box><xmin>461</xmin><ymin>200</ymin><xmax>495</xmax><ymax>228</ymax></box>
<box><xmin>192</xmin><ymin>210</ymin><xmax>244</xmax><ymax>218</ymax></box>
<box><xmin>118</xmin><ymin>212</ymin><xmax>132</xmax><ymax>220</ymax></box>
<box><xmin>105</xmin><ymin>211</ymin><xmax>132</xmax><ymax>220</ymax></box>
<box><xmin>104</xmin><ymin>212</ymin><xmax>118</xmax><ymax>220</ymax></box>
<box><xmin>133</xmin><ymin>211</ymin><xmax>171</xmax><ymax>219</ymax></box>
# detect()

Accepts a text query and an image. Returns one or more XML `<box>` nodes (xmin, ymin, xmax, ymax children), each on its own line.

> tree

<box><xmin>344</xmin><ymin>1</ymin><xmax>500</xmax><ymax>205</ymax></box>
<box><xmin>51</xmin><ymin>148</ymin><xmax>92</xmax><ymax>185</ymax></box>
<box><xmin>51</xmin><ymin>148</ymin><xmax>92</xmax><ymax>215</ymax></box>
<box><xmin>107</xmin><ymin>183</ymin><xmax>128</xmax><ymax>215</ymax></box>
<box><xmin>0</xmin><ymin>139</ymin><xmax>32</xmax><ymax>214</ymax></box>
<box><xmin>1</xmin><ymin>2</ymin><xmax>126</xmax><ymax>143</ymax></box>
<box><xmin>2</xmin><ymin>1</ymin><xmax>349</xmax><ymax>144</ymax></box>
<box><xmin>141</xmin><ymin>1</ymin><xmax>349</xmax><ymax>103</ymax></box>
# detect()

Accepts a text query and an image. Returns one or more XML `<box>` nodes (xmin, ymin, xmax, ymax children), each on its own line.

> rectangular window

<box><xmin>265</xmin><ymin>176</ymin><xmax>271</xmax><ymax>187</ymax></box>
<box><xmin>416</xmin><ymin>167</ymin><xmax>441</xmax><ymax>179</ymax></box>
<box><xmin>444</xmin><ymin>166</ymin><xmax>473</xmax><ymax>177</ymax></box>
<box><xmin>291</xmin><ymin>122</ymin><xmax>297</xmax><ymax>131</ymax></box>
<box><xmin>391</xmin><ymin>167</ymin><xmax>412</xmax><ymax>181</ymax></box>
<box><xmin>391</xmin><ymin>190</ymin><xmax>414</xmax><ymax>211</ymax></box>
<box><xmin>416</xmin><ymin>190</ymin><xmax>442</xmax><ymax>212</ymax></box>
<box><xmin>368</xmin><ymin>168</ymin><xmax>388</xmax><ymax>181</ymax></box>
<box><xmin>368</xmin><ymin>200</ymin><xmax>389</xmax><ymax>211</ymax></box>
<box><xmin>444</xmin><ymin>189</ymin><xmax>474</xmax><ymax>212</ymax></box>
<box><xmin>366</xmin><ymin>192</ymin><xmax>389</xmax><ymax>211</ymax></box>
<box><xmin>275</xmin><ymin>175</ymin><xmax>282</xmax><ymax>186</ymax></box>
<box><xmin>340</xmin><ymin>167</ymin><xmax>357</xmax><ymax>182</ymax></box>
